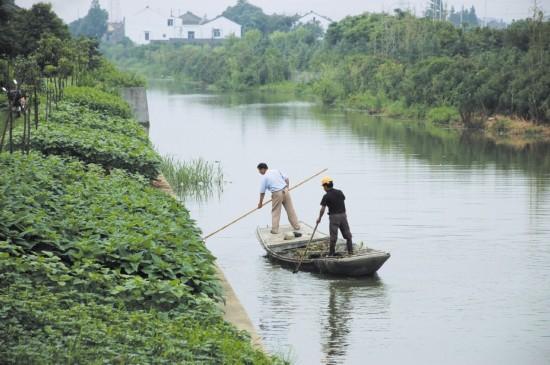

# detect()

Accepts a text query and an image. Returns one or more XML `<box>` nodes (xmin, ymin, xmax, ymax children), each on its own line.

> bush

<box><xmin>427</xmin><ymin>106</ymin><xmax>460</xmax><ymax>125</ymax></box>
<box><xmin>14</xmin><ymin>100</ymin><xmax>160</xmax><ymax>179</ymax></box>
<box><xmin>492</xmin><ymin>118</ymin><xmax>512</xmax><ymax>134</ymax></box>
<box><xmin>50</xmin><ymin>102</ymin><xmax>149</xmax><ymax>141</ymax></box>
<box><xmin>313</xmin><ymin>76</ymin><xmax>344</xmax><ymax>106</ymax></box>
<box><xmin>26</xmin><ymin>121</ymin><xmax>160</xmax><ymax>179</ymax></box>
<box><xmin>64</xmin><ymin>86</ymin><xmax>132</xmax><ymax>118</ymax></box>
<box><xmin>346</xmin><ymin>92</ymin><xmax>388</xmax><ymax>113</ymax></box>
<box><xmin>0</xmin><ymin>153</ymin><xmax>217</xmax><ymax>307</ymax></box>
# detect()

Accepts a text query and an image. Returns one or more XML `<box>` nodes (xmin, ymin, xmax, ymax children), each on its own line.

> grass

<box><xmin>160</xmin><ymin>155</ymin><xmax>224</xmax><ymax>201</ymax></box>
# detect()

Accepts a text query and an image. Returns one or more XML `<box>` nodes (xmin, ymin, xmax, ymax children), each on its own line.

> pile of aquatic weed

<box><xmin>0</xmin><ymin>152</ymin><xmax>281</xmax><ymax>364</ymax></box>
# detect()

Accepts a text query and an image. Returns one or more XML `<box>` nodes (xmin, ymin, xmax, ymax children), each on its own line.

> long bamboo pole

<box><xmin>203</xmin><ymin>168</ymin><xmax>328</xmax><ymax>240</ymax></box>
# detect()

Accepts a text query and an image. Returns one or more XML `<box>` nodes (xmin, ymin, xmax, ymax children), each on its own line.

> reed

<box><xmin>160</xmin><ymin>155</ymin><xmax>224</xmax><ymax>201</ymax></box>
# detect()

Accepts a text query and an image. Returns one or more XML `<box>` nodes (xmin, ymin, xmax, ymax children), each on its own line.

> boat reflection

<box><xmin>256</xmin><ymin>258</ymin><xmax>388</xmax><ymax>364</ymax></box>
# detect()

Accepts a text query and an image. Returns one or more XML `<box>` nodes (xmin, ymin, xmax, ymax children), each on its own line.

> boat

<box><xmin>256</xmin><ymin>222</ymin><xmax>390</xmax><ymax>277</ymax></box>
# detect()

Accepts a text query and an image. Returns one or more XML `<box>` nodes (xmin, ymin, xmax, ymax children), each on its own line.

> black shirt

<box><xmin>320</xmin><ymin>188</ymin><xmax>346</xmax><ymax>215</ymax></box>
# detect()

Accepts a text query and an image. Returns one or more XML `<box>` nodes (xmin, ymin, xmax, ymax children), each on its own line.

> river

<box><xmin>147</xmin><ymin>87</ymin><xmax>550</xmax><ymax>365</ymax></box>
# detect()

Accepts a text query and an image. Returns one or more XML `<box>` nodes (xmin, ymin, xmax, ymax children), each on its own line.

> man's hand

<box><xmin>258</xmin><ymin>193</ymin><xmax>265</xmax><ymax>210</ymax></box>
<box><xmin>316</xmin><ymin>217</ymin><xmax>321</xmax><ymax>224</ymax></box>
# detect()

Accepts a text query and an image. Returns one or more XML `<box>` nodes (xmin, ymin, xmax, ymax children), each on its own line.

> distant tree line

<box><xmin>103</xmin><ymin>5</ymin><xmax>549</xmax><ymax>125</ymax></box>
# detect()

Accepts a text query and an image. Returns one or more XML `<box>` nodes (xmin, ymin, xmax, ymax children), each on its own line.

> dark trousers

<box><xmin>329</xmin><ymin>213</ymin><xmax>353</xmax><ymax>255</ymax></box>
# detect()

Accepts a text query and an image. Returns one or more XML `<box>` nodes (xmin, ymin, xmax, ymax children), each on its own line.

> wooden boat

<box><xmin>256</xmin><ymin>222</ymin><xmax>390</xmax><ymax>277</ymax></box>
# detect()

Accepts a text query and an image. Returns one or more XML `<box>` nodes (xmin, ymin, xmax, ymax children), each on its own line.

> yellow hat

<box><xmin>321</xmin><ymin>176</ymin><xmax>333</xmax><ymax>185</ymax></box>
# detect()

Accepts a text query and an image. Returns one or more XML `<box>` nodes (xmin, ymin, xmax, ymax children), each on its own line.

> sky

<box><xmin>15</xmin><ymin>0</ymin><xmax>550</xmax><ymax>24</ymax></box>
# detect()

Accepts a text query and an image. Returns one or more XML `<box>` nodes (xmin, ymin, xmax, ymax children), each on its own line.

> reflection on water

<box><xmin>321</xmin><ymin>276</ymin><xmax>387</xmax><ymax>365</ymax></box>
<box><xmin>148</xmin><ymin>88</ymin><xmax>550</xmax><ymax>365</ymax></box>
<box><xmin>309</xmin><ymin>106</ymin><xmax>550</xmax><ymax>178</ymax></box>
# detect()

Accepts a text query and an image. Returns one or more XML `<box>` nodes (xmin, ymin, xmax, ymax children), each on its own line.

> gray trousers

<box><xmin>329</xmin><ymin>213</ymin><xmax>353</xmax><ymax>254</ymax></box>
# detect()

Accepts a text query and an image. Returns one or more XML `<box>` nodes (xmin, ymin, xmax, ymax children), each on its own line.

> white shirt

<box><xmin>259</xmin><ymin>169</ymin><xmax>288</xmax><ymax>193</ymax></box>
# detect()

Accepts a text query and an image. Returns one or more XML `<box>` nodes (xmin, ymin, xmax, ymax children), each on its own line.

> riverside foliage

<box><xmin>1</xmin><ymin>14</ymin><xmax>280</xmax><ymax>359</ymax></box>
<box><xmin>0</xmin><ymin>153</ymin><xmax>278</xmax><ymax>364</ymax></box>
<box><xmin>13</xmin><ymin>92</ymin><xmax>160</xmax><ymax>179</ymax></box>
<box><xmin>1</xmin><ymin>98</ymin><xmax>281</xmax><ymax>364</ymax></box>
<box><xmin>103</xmin><ymin>10</ymin><xmax>550</xmax><ymax>125</ymax></box>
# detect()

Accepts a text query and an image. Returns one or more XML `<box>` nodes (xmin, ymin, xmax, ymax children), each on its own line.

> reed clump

<box><xmin>160</xmin><ymin>156</ymin><xmax>224</xmax><ymax>201</ymax></box>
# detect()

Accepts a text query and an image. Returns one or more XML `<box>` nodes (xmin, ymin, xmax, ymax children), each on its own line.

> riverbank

<box><xmin>0</xmin><ymin>86</ymin><xmax>280</xmax><ymax>364</ymax></box>
<box><xmin>153</xmin><ymin>176</ymin><xmax>263</xmax><ymax>349</ymax></box>
<box><xmin>250</xmin><ymin>81</ymin><xmax>550</xmax><ymax>149</ymax></box>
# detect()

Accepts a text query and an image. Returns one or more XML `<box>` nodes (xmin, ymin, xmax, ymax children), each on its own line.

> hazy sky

<box><xmin>15</xmin><ymin>0</ymin><xmax>549</xmax><ymax>23</ymax></box>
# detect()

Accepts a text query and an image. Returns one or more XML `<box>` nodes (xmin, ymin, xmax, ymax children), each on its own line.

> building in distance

<box><xmin>295</xmin><ymin>11</ymin><xmax>333</xmax><ymax>32</ymax></box>
<box><xmin>124</xmin><ymin>6</ymin><xmax>242</xmax><ymax>45</ymax></box>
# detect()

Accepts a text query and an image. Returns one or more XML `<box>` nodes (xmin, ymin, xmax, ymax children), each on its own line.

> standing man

<box><xmin>257</xmin><ymin>162</ymin><xmax>301</xmax><ymax>234</ymax></box>
<box><xmin>316</xmin><ymin>176</ymin><xmax>354</xmax><ymax>256</ymax></box>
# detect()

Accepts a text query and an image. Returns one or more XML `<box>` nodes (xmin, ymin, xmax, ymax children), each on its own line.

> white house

<box><xmin>125</xmin><ymin>6</ymin><xmax>170</xmax><ymax>45</ymax></box>
<box><xmin>201</xmin><ymin>16</ymin><xmax>242</xmax><ymax>40</ymax></box>
<box><xmin>295</xmin><ymin>11</ymin><xmax>333</xmax><ymax>32</ymax></box>
<box><xmin>125</xmin><ymin>7</ymin><xmax>242</xmax><ymax>45</ymax></box>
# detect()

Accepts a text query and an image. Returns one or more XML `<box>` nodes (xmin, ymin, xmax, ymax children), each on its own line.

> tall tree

<box><xmin>69</xmin><ymin>0</ymin><xmax>108</xmax><ymax>39</ymax></box>
<box><xmin>17</xmin><ymin>3</ymin><xmax>70</xmax><ymax>56</ymax></box>
<box><xmin>222</xmin><ymin>0</ymin><xmax>298</xmax><ymax>34</ymax></box>
<box><xmin>425</xmin><ymin>0</ymin><xmax>446</xmax><ymax>21</ymax></box>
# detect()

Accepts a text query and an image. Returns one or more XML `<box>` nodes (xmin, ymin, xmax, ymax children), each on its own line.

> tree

<box><xmin>69</xmin><ymin>0</ymin><xmax>108</xmax><ymax>39</ymax></box>
<box><xmin>16</xmin><ymin>3</ymin><xmax>70</xmax><ymax>56</ymax></box>
<box><xmin>222</xmin><ymin>0</ymin><xmax>298</xmax><ymax>34</ymax></box>
<box><xmin>424</xmin><ymin>0</ymin><xmax>446</xmax><ymax>21</ymax></box>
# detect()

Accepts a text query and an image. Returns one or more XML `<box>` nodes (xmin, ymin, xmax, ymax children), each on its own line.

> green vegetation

<box><xmin>1</xmin><ymin>86</ymin><xmax>280</xmax><ymax>365</ymax></box>
<box><xmin>1</xmin><ymin>3</ymin><xmax>278</xmax><ymax>362</ymax></box>
<box><xmin>64</xmin><ymin>86</ymin><xmax>132</xmax><ymax>117</ymax></box>
<box><xmin>0</xmin><ymin>153</ymin><xmax>277</xmax><ymax>364</ymax></box>
<box><xmin>160</xmin><ymin>156</ymin><xmax>224</xmax><ymax>201</ymax></box>
<box><xmin>222</xmin><ymin>0</ymin><xmax>299</xmax><ymax>34</ymax></box>
<box><xmin>69</xmin><ymin>0</ymin><xmax>108</xmax><ymax>39</ymax></box>
<box><xmin>427</xmin><ymin>106</ymin><xmax>460</xmax><ymax>125</ymax></box>
<box><xmin>12</xmin><ymin>91</ymin><xmax>159</xmax><ymax>179</ymax></box>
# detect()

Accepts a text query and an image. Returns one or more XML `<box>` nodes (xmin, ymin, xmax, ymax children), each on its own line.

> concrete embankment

<box><xmin>153</xmin><ymin>176</ymin><xmax>263</xmax><ymax>349</ymax></box>
<box><xmin>121</xmin><ymin>87</ymin><xmax>150</xmax><ymax>126</ymax></box>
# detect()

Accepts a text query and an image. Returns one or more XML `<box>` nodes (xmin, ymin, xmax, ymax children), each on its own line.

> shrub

<box><xmin>14</xmin><ymin>101</ymin><xmax>160</xmax><ymax>179</ymax></box>
<box><xmin>0</xmin><ymin>153</ymin><xmax>218</xmax><ymax>307</ymax></box>
<box><xmin>492</xmin><ymin>118</ymin><xmax>512</xmax><ymax>134</ymax></box>
<box><xmin>64</xmin><ymin>86</ymin><xmax>132</xmax><ymax>118</ymax></box>
<box><xmin>50</xmin><ymin>102</ymin><xmax>149</xmax><ymax>141</ymax></box>
<box><xmin>427</xmin><ymin>106</ymin><xmax>460</xmax><ymax>125</ymax></box>
<box><xmin>26</xmin><ymin>122</ymin><xmax>160</xmax><ymax>179</ymax></box>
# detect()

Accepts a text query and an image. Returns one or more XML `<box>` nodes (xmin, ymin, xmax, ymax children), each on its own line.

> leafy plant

<box><xmin>49</xmin><ymin>102</ymin><xmax>149</xmax><ymax>141</ymax></box>
<box><xmin>64</xmin><ymin>86</ymin><xmax>132</xmax><ymax>118</ymax></box>
<box><xmin>427</xmin><ymin>106</ymin><xmax>460</xmax><ymax>125</ymax></box>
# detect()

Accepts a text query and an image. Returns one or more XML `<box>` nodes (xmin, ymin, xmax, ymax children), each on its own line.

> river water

<box><xmin>147</xmin><ymin>88</ymin><xmax>550</xmax><ymax>365</ymax></box>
